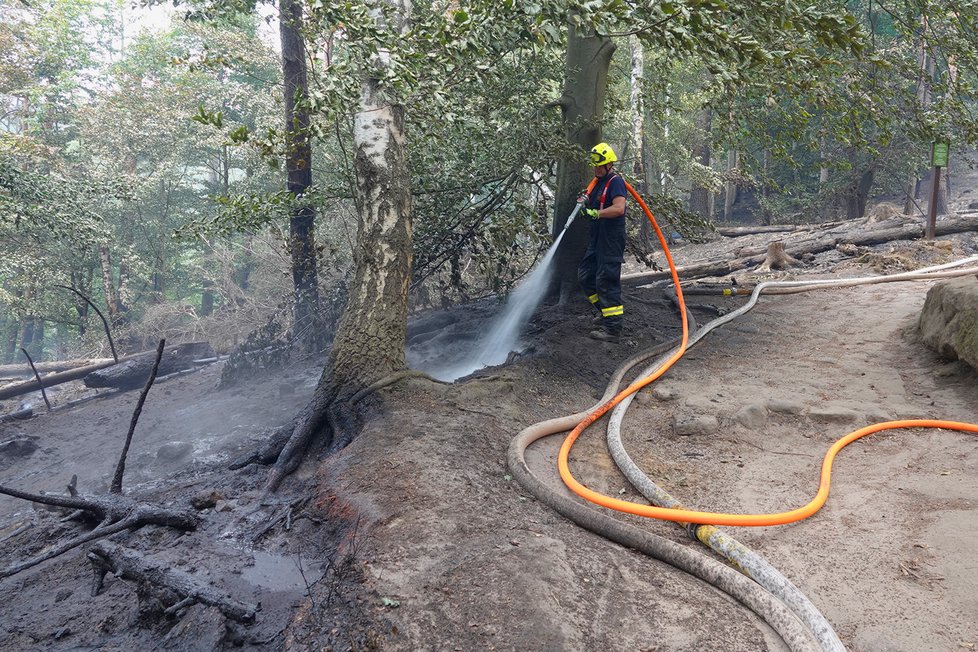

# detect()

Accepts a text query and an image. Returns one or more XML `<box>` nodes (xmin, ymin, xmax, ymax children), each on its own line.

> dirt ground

<box><xmin>1</xmin><ymin>226</ymin><xmax>977</xmax><ymax>651</ymax></box>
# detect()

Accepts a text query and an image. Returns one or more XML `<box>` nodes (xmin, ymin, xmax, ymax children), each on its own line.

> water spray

<box><xmin>425</xmin><ymin>200</ymin><xmax>587</xmax><ymax>381</ymax></box>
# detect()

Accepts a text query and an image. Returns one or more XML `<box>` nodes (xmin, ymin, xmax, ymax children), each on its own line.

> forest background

<box><xmin>2</xmin><ymin>0</ymin><xmax>976</xmax><ymax>370</ymax></box>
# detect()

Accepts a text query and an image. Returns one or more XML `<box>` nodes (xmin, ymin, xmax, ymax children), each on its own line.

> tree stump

<box><xmin>757</xmin><ymin>241</ymin><xmax>798</xmax><ymax>272</ymax></box>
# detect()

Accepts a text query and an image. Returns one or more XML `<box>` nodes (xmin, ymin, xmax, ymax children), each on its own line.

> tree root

<box><xmin>0</xmin><ymin>484</ymin><xmax>198</xmax><ymax>579</ymax></box>
<box><xmin>87</xmin><ymin>541</ymin><xmax>256</xmax><ymax>623</ymax></box>
<box><xmin>235</xmin><ymin>369</ymin><xmax>446</xmax><ymax>494</ymax></box>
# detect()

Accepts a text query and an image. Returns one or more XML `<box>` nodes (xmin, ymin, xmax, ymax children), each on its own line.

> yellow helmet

<box><xmin>589</xmin><ymin>142</ymin><xmax>617</xmax><ymax>166</ymax></box>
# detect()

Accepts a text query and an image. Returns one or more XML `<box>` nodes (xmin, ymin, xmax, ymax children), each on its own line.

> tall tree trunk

<box><xmin>761</xmin><ymin>149</ymin><xmax>772</xmax><ymax>225</ymax></box>
<box><xmin>3</xmin><ymin>316</ymin><xmax>18</xmax><ymax>364</ymax></box>
<box><xmin>328</xmin><ymin>82</ymin><xmax>411</xmax><ymax>391</ymax></box>
<box><xmin>724</xmin><ymin>149</ymin><xmax>739</xmax><ymax>222</ymax></box>
<box><xmin>280</xmin><ymin>0</ymin><xmax>319</xmax><ymax>336</ymax></box>
<box><xmin>551</xmin><ymin>17</ymin><xmax>616</xmax><ymax>303</ymax></box>
<box><xmin>262</xmin><ymin>0</ymin><xmax>412</xmax><ymax>494</ymax></box>
<box><xmin>98</xmin><ymin>245</ymin><xmax>123</xmax><ymax>322</ymax></box>
<box><xmin>627</xmin><ymin>36</ymin><xmax>645</xmax><ymax>186</ymax></box>
<box><xmin>905</xmin><ymin>19</ymin><xmax>932</xmax><ymax>216</ymax></box>
<box><xmin>846</xmin><ymin>166</ymin><xmax>875</xmax><ymax>220</ymax></box>
<box><xmin>69</xmin><ymin>269</ymin><xmax>92</xmax><ymax>336</ymax></box>
<box><xmin>18</xmin><ymin>318</ymin><xmax>34</xmax><ymax>358</ymax></box>
<box><xmin>819</xmin><ymin>136</ymin><xmax>829</xmax><ymax>184</ymax></box>
<box><xmin>688</xmin><ymin>108</ymin><xmax>713</xmax><ymax>219</ymax></box>
<box><xmin>29</xmin><ymin>318</ymin><xmax>44</xmax><ymax>360</ymax></box>
<box><xmin>628</xmin><ymin>36</ymin><xmax>657</xmax><ymax>254</ymax></box>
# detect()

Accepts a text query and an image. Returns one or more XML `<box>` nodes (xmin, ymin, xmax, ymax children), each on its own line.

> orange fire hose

<box><xmin>557</xmin><ymin>181</ymin><xmax>978</xmax><ymax>527</ymax></box>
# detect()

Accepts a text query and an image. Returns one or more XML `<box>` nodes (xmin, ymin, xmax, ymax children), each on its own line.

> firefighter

<box><xmin>578</xmin><ymin>142</ymin><xmax>627</xmax><ymax>343</ymax></box>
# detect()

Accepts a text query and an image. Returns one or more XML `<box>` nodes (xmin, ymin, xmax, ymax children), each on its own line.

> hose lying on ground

<box><xmin>507</xmin><ymin>341</ymin><xmax>823</xmax><ymax>652</ymax></box>
<box><xmin>606</xmin><ymin>256</ymin><xmax>978</xmax><ymax>652</ymax></box>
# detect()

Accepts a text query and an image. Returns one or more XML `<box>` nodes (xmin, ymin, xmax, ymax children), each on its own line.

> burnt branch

<box><xmin>111</xmin><ymin>338</ymin><xmax>166</xmax><ymax>494</ymax></box>
<box><xmin>19</xmin><ymin>348</ymin><xmax>51</xmax><ymax>410</ymax></box>
<box><xmin>88</xmin><ymin>541</ymin><xmax>257</xmax><ymax>622</ymax></box>
<box><xmin>0</xmin><ymin>490</ymin><xmax>197</xmax><ymax>579</ymax></box>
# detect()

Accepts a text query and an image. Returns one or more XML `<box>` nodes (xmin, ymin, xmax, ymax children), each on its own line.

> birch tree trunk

<box><xmin>629</xmin><ymin>37</ymin><xmax>656</xmax><ymax>254</ymax></box>
<box><xmin>98</xmin><ymin>245</ymin><xmax>124</xmax><ymax>322</ymax></box>
<box><xmin>330</xmin><ymin>34</ymin><xmax>412</xmax><ymax>391</ymax></box>
<box><xmin>628</xmin><ymin>36</ymin><xmax>645</xmax><ymax>187</ymax></box>
<box><xmin>262</xmin><ymin>0</ymin><xmax>413</xmax><ymax>494</ymax></box>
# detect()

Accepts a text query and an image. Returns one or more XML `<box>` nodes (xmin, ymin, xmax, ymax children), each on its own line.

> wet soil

<box><xmin>1</xmin><ymin>230</ymin><xmax>977</xmax><ymax>651</ymax></box>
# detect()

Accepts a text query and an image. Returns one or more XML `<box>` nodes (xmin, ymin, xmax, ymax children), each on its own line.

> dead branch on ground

<box><xmin>88</xmin><ymin>541</ymin><xmax>256</xmax><ymax>622</ymax></box>
<box><xmin>716</xmin><ymin>221</ymin><xmax>846</xmax><ymax>237</ymax></box>
<box><xmin>0</xmin><ymin>485</ymin><xmax>198</xmax><ymax>579</ymax></box>
<box><xmin>0</xmin><ymin>339</ymin><xmax>198</xmax><ymax>580</ymax></box>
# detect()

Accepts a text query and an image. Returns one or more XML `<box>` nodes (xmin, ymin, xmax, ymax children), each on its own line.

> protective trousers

<box><xmin>578</xmin><ymin>215</ymin><xmax>625</xmax><ymax>334</ymax></box>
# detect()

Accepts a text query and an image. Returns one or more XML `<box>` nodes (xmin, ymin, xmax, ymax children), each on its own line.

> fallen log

<box><xmin>88</xmin><ymin>541</ymin><xmax>257</xmax><ymax>623</ymax></box>
<box><xmin>716</xmin><ymin>221</ymin><xmax>846</xmax><ymax>237</ymax></box>
<box><xmin>84</xmin><ymin>342</ymin><xmax>215</xmax><ymax>391</ymax></box>
<box><xmin>0</xmin><ymin>358</ymin><xmax>116</xmax><ymax>379</ymax></box>
<box><xmin>625</xmin><ymin>213</ymin><xmax>978</xmax><ymax>286</ymax></box>
<box><xmin>0</xmin><ymin>358</ymin><xmax>126</xmax><ymax>402</ymax></box>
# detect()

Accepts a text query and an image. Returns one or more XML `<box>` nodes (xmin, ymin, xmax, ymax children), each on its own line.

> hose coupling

<box><xmin>686</xmin><ymin>522</ymin><xmax>701</xmax><ymax>541</ymax></box>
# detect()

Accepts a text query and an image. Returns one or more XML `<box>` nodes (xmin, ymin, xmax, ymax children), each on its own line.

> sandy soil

<box><xmin>1</xmin><ymin>228</ymin><xmax>976</xmax><ymax>651</ymax></box>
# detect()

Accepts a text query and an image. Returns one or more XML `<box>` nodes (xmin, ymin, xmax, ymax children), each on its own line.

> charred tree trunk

<box><xmin>551</xmin><ymin>17</ymin><xmax>616</xmax><ymax>303</ymax></box>
<box><xmin>280</xmin><ymin>0</ymin><xmax>319</xmax><ymax>336</ymax></box>
<box><xmin>846</xmin><ymin>166</ymin><xmax>875</xmax><ymax>220</ymax></box>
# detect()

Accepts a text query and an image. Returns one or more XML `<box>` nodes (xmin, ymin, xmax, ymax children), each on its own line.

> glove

<box><xmin>583</xmin><ymin>208</ymin><xmax>600</xmax><ymax>219</ymax></box>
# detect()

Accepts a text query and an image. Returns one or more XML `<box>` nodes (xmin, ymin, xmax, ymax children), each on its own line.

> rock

<box><xmin>862</xmin><ymin>409</ymin><xmax>894</xmax><ymax>424</ymax></box>
<box><xmin>732</xmin><ymin>403</ymin><xmax>768</xmax><ymax>428</ymax></box>
<box><xmin>808</xmin><ymin>406</ymin><xmax>859</xmax><ymax>424</ymax></box>
<box><xmin>673</xmin><ymin>414</ymin><xmax>719</xmax><ymax>436</ymax></box>
<box><xmin>651</xmin><ymin>386</ymin><xmax>680</xmax><ymax>401</ymax></box>
<box><xmin>0</xmin><ymin>436</ymin><xmax>38</xmax><ymax>458</ymax></box>
<box><xmin>156</xmin><ymin>442</ymin><xmax>193</xmax><ymax>463</ymax></box>
<box><xmin>766</xmin><ymin>399</ymin><xmax>805</xmax><ymax>415</ymax></box>
<box><xmin>916</xmin><ymin>276</ymin><xmax>978</xmax><ymax>371</ymax></box>
<box><xmin>634</xmin><ymin>391</ymin><xmax>652</xmax><ymax>406</ymax></box>
<box><xmin>190</xmin><ymin>490</ymin><xmax>223</xmax><ymax>511</ymax></box>
<box><xmin>54</xmin><ymin>589</ymin><xmax>72</xmax><ymax>603</ymax></box>
<box><xmin>53</xmin><ymin>627</ymin><xmax>70</xmax><ymax>640</ymax></box>
<box><xmin>160</xmin><ymin>604</ymin><xmax>226</xmax><ymax>651</ymax></box>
